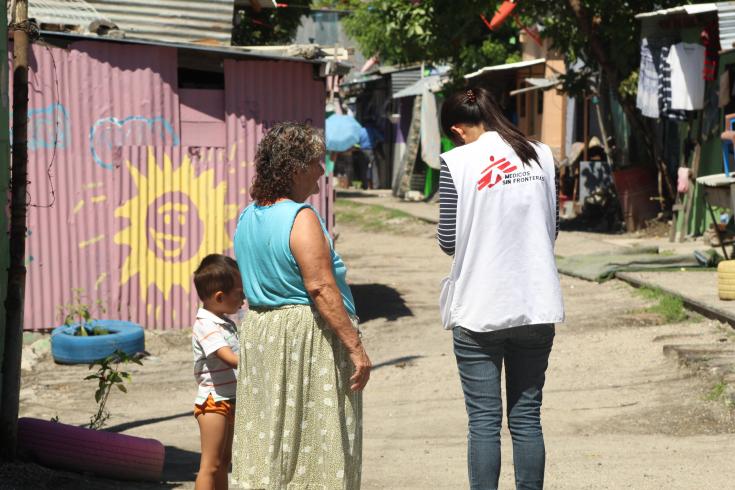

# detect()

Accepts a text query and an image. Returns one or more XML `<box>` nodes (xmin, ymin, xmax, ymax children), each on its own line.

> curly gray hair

<box><xmin>250</xmin><ymin>122</ymin><xmax>325</xmax><ymax>203</ymax></box>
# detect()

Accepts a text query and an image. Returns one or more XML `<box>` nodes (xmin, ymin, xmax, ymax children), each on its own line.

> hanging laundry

<box><xmin>659</xmin><ymin>45</ymin><xmax>688</xmax><ymax>121</ymax></box>
<box><xmin>701</xmin><ymin>25</ymin><xmax>719</xmax><ymax>82</ymax></box>
<box><xmin>636</xmin><ymin>38</ymin><xmax>660</xmax><ymax>118</ymax></box>
<box><xmin>719</xmin><ymin>70</ymin><xmax>731</xmax><ymax>108</ymax></box>
<box><xmin>677</xmin><ymin>167</ymin><xmax>691</xmax><ymax>194</ymax></box>
<box><xmin>667</xmin><ymin>42</ymin><xmax>706</xmax><ymax>110</ymax></box>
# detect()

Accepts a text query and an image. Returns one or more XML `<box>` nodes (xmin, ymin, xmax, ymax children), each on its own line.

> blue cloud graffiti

<box><xmin>89</xmin><ymin>116</ymin><xmax>180</xmax><ymax>170</ymax></box>
<box><xmin>10</xmin><ymin>103</ymin><xmax>70</xmax><ymax>150</ymax></box>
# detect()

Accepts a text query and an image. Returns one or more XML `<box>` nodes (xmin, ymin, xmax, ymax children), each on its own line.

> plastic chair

<box><xmin>721</xmin><ymin>113</ymin><xmax>735</xmax><ymax>175</ymax></box>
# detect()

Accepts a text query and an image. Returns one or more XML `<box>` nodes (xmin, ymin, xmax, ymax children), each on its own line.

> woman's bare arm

<box><xmin>290</xmin><ymin>208</ymin><xmax>371</xmax><ymax>391</ymax></box>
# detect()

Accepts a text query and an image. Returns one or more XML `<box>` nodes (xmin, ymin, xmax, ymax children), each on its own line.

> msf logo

<box><xmin>477</xmin><ymin>155</ymin><xmax>517</xmax><ymax>191</ymax></box>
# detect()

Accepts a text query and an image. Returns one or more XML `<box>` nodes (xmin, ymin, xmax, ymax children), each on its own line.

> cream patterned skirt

<box><xmin>231</xmin><ymin>305</ymin><xmax>362</xmax><ymax>489</ymax></box>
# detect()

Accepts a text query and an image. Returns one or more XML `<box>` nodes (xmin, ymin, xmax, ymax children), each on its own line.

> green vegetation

<box><xmin>85</xmin><ymin>350</ymin><xmax>144</xmax><ymax>429</ymax></box>
<box><xmin>335</xmin><ymin>199</ymin><xmax>425</xmax><ymax>234</ymax></box>
<box><xmin>706</xmin><ymin>381</ymin><xmax>727</xmax><ymax>402</ymax></box>
<box><xmin>634</xmin><ymin>286</ymin><xmax>690</xmax><ymax>323</ymax></box>
<box><xmin>57</xmin><ymin>288</ymin><xmax>108</xmax><ymax>336</ymax></box>
<box><xmin>233</xmin><ymin>1</ymin><xmax>312</xmax><ymax>46</ymax></box>
<box><xmin>335</xmin><ymin>0</ymin><xmax>521</xmax><ymax>86</ymax></box>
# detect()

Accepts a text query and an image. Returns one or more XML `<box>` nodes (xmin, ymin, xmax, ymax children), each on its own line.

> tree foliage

<box><xmin>233</xmin><ymin>1</ymin><xmax>313</xmax><ymax>46</ymax></box>
<box><xmin>332</xmin><ymin>1</ymin><xmax>521</xmax><ymax>79</ymax></box>
<box><xmin>335</xmin><ymin>0</ymin><xmax>702</xmax><ymax>93</ymax></box>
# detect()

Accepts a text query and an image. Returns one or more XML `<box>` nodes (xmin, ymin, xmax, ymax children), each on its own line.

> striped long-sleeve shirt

<box><xmin>437</xmin><ymin>159</ymin><xmax>560</xmax><ymax>256</ymax></box>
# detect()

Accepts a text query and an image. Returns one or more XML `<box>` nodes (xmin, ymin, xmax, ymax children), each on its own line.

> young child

<box><xmin>192</xmin><ymin>254</ymin><xmax>244</xmax><ymax>490</ymax></box>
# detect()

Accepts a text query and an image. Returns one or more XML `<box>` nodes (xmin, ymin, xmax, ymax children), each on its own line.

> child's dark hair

<box><xmin>193</xmin><ymin>254</ymin><xmax>241</xmax><ymax>301</ymax></box>
<box><xmin>440</xmin><ymin>86</ymin><xmax>539</xmax><ymax>167</ymax></box>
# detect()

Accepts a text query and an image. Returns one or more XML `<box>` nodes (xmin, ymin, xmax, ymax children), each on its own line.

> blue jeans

<box><xmin>453</xmin><ymin>324</ymin><xmax>555</xmax><ymax>490</ymax></box>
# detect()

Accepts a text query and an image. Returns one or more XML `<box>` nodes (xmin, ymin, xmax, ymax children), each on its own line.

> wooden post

<box><xmin>0</xmin><ymin>0</ymin><xmax>30</xmax><ymax>460</ymax></box>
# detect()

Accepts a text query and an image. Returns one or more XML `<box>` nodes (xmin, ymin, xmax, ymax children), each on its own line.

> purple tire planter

<box><xmin>17</xmin><ymin>418</ymin><xmax>165</xmax><ymax>482</ymax></box>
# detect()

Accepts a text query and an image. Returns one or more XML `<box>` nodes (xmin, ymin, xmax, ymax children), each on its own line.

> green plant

<box><xmin>634</xmin><ymin>286</ymin><xmax>689</xmax><ymax>323</ymax></box>
<box><xmin>85</xmin><ymin>349</ymin><xmax>143</xmax><ymax>429</ymax></box>
<box><xmin>335</xmin><ymin>199</ymin><xmax>425</xmax><ymax>234</ymax></box>
<box><xmin>57</xmin><ymin>288</ymin><xmax>107</xmax><ymax>336</ymax></box>
<box><xmin>706</xmin><ymin>381</ymin><xmax>727</xmax><ymax>402</ymax></box>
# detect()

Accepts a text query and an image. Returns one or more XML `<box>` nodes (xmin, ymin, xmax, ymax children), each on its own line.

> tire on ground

<box><xmin>51</xmin><ymin>320</ymin><xmax>145</xmax><ymax>364</ymax></box>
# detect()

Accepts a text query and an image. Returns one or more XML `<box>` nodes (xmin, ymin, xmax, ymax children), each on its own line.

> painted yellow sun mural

<box><xmin>114</xmin><ymin>149</ymin><xmax>239</xmax><ymax>300</ymax></box>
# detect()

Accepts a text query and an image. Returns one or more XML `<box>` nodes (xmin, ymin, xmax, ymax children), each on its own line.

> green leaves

<box><xmin>344</xmin><ymin>0</ymin><xmax>522</xmax><ymax>80</ymax></box>
<box><xmin>85</xmin><ymin>349</ymin><xmax>143</xmax><ymax>429</ymax></box>
<box><xmin>57</xmin><ymin>288</ymin><xmax>106</xmax><ymax>336</ymax></box>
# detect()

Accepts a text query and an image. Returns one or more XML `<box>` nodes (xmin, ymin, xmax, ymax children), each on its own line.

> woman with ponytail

<box><xmin>438</xmin><ymin>87</ymin><xmax>564</xmax><ymax>490</ymax></box>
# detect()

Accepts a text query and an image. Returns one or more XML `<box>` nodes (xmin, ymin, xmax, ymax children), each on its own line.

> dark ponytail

<box><xmin>440</xmin><ymin>87</ymin><xmax>539</xmax><ymax>167</ymax></box>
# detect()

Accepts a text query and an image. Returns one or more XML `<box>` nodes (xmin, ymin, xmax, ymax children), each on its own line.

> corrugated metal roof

<box><xmin>719</xmin><ymin>2</ymin><xmax>735</xmax><ymax>51</ymax></box>
<box><xmin>87</xmin><ymin>0</ymin><xmax>236</xmax><ymax>44</ymax></box>
<box><xmin>635</xmin><ymin>3</ymin><xmax>717</xmax><ymax>19</ymax></box>
<box><xmin>40</xmin><ymin>30</ymin><xmax>335</xmax><ymax>66</ymax></box>
<box><xmin>464</xmin><ymin>58</ymin><xmax>546</xmax><ymax>80</ymax></box>
<box><xmin>390</xmin><ymin>69</ymin><xmax>422</xmax><ymax>96</ymax></box>
<box><xmin>27</xmin><ymin>0</ymin><xmax>112</xmax><ymax>27</ymax></box>
<box><xmin>27</xmin><ymin>0</ymin><xmax>237</xmax><ymax>45</ymax></box>
<box><xmin>392</xmin><ymin>75</ymin><xmax>447</xmax><ymax>99</ymax></box>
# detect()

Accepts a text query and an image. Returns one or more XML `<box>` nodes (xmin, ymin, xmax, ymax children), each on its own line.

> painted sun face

<box><xmin>115</xmin><ymin>149</ymin><xmax>238</xmax><ymax>302</ymax></box>
<box><xmin>145</xmin><ymin>192</ymin><xmax>203</xmax><ymax>261</ymax></box>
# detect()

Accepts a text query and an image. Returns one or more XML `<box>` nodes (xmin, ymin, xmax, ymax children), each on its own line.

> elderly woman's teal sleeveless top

<box><xmin>233</xmin><ymin>200</ymin><xmax>356</xmax><ymax>316</ymax></box>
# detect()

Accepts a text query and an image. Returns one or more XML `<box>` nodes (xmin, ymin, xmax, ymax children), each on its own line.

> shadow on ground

<box><xmin>0</xmin><ymin>461</ymin><xmax>177</xmax><ymax>490</ymax></box>
<box><xmin>105</xmin><ymin>411</ymin><xmax>191</xmax><ymax>433</ymax></box>
<box><xmin>162</xmin><ymin>445</ymin><xmax>199</xmax><ymax>483</ymax></box>
<box><xmin>351</xmin><ymin>283</ymin><xmax>413</xmax><ymax>322</ymax></box>
<box><xmin>335</xmin><ymin>190</ymin><xmax>377</xmax><ymax>198</ymax></box>
<box><xmin>373</xmin><ymin>355</ymin><xmax>424</xmax><ymax>370</ymax></box>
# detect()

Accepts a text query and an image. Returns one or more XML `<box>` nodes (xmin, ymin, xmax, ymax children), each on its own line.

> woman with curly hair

<box><xmin>231</xmin><ymin>122</ymin><xmax>371</xmax><ymax>489</ymax></box>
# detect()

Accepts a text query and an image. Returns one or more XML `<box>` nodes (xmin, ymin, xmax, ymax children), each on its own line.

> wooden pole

<box><xmin>0</xmin><ymin>0</ymin><xmax>30</xmax><ymax>460</ymax></box>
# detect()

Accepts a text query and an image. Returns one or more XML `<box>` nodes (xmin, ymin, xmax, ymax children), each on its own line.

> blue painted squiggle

<box><xmin>89</xmin><ymin>116</ymin><xmax>180</xmax><ymax>170</ymax></box>
<box><xmin>10</xmin><ymin>103</ymin><xmax>70</xmax><ymax>150</ymax></box>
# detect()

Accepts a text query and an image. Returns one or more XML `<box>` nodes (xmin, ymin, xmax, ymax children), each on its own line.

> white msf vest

<box><xmin>439</xmin><ymin>131</ymin><xmax>564</xmax><ymax>332</ymax></box>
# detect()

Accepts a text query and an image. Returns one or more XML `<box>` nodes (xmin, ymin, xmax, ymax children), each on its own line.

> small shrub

<box><xmin>57</xmin><ymin>288</ymin><xmax>107</xmax><ymax>336</ymax></box>
<box><xmin>85</xmin><ymin>349</ymin><xmax>143</xmax><ymax>429</ymax></box>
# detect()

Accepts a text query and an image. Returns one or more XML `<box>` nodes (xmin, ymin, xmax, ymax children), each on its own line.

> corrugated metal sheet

<box><xmin>27</xmin><ymin>0</ymin><xmax>111</xmax><ymax>27</ymax></box>
<box><xmin>719</xmin><ymin>2</ymin><xmax>735</xmax><ymax>51</ymax></box>
<box><xmin>390</xmin><ymin>69</ymin><xmax>422</xmax><ymax>97</ymax></box>
<box><xmin>28</xmin><ymin>0</ymin><xmax>236</xmax><ymax>45</ymax></box>
<box><xmin>465</xmin><ymin>58</ymin><xmax>546</xmax><ymax>80</ymax></box>
<box><xmin>18</xmin><ymin>40</ymin><xmax>181</xmax><ymax>331</ymax></box>
<box><xmin>16</xmin><ymin>39</ymin><xmax>328</xmax><ymax>331</ymax></box>
<box><xmin>88</xmin><ymin>0</ymin><xmax>235</xmax><ymax>44</ymax></box>
<box><xmin>635</xmin><ymin>3</ymin><xmax>717</xmax><ymax>19</ymax></box>
<box><xmin>224</xmin><ymin>59</ymin><xmax>332</xmax><ymax>229</ymax></box>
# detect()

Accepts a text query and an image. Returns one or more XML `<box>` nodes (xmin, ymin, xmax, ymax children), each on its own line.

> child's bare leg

<box><xmin>215</xmin><ymin>414</ymin><xmax>235</xmax><ymax>490</ymax></box>
<box><xmin>195</xmin><ymin>412</ymin><xmax>229</xmax><ymax>490</ymax></box>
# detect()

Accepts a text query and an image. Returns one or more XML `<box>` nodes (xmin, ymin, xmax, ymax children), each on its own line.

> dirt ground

<box><xmin>9</xmin><ymin>217</ymin><xmax>735</xmax><ymax>489</ymax></box>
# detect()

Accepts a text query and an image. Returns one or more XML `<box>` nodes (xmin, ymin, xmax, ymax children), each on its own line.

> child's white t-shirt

<box><xmin>192</xmin><ymin>308</ymin><xmax>239</xmax><ymax>404</ymax></box>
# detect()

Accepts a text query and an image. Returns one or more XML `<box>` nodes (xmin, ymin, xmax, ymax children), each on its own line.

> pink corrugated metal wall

<box><xmin>19</xmin><ymin>41</ymin><xmax>328</xmax><ymax>331</ymax></box>
<box><xmin>224</xmin><ymin>60</ymin><xmax>333</xmax><ymax>230</ymax></box>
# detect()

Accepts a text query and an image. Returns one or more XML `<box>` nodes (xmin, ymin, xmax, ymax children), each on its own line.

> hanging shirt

<box><xmin>637</xmin><ymin>38</ymin><xmax>660</xmax><ymax>118</ymax></box>
<box><xmin>667</xmin><ymin>42</ymin><xmax>706</xmax><ymax>111</ymax></box>
<box><xmin>659</xmin><ymin>45</ymin><xmax>688</xmax><ymax>121</ymax></box>
<box><xmin>438</xmin><ymin>131</ymin><xmax>564</xmax><ymax>332</ymax></box>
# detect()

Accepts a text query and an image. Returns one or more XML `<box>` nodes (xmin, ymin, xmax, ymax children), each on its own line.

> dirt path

<box><xmin>347</xmin><ymin>219</ymin><xmax>735</xmax><ymax>489</ymax></box>
<box><xmin>13</xmin><ymin>217</ymin><xmax>735</xmax><ymax>489</ymax></box>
